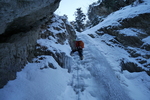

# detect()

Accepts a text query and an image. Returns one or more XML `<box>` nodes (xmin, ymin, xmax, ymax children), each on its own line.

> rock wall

<box><xmin>0</xmin><ymin>28</ymin><xmax>39</xmax><ymax>88</ymax></box>
<box><xmin>35</xmin><ymin>15</ymin><xmax>76</xmax><ymax>71</ymax></box>
<box><xmin>0</xmin><ymin>0</ymin><xmax>60</xmax><ymax>41</ymax></box>
<box><xmin>97</xmin><ymin>13</ymin><xmax>150</xmax><ymax>47</ymax></box>
<box><xmin>96</xmin><ymin>13</ymin><xmax>150</xmax><ymax>75</ymax></box>
<box><xmin>87</xmin><ymin>0</ymin><xmax>136</xmax><ymax>26</ymax></box>
<box><xmin>0</xmin><ymin>0</ymin><xmax>61</xmax><ymax>88</ymax></box>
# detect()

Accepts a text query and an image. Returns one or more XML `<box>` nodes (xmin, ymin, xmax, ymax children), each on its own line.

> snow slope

<box><xmin>71</xmin><ymin>33</ymin><xmax>131</xmax><ymax>100</ymax></box>
<box><xmin>0</xmin><ymin>31</ymin><xmax>150</xmax><ymax>100</ymax></box>
<box><xmin>0</xmin><ymin>56</ymin><xmax>72</xmax><ymax>100</ymax></box>
<box><xmin>76</xmin><ymin>32</ymin><xmax>150</xmax><ymax>100</ymax></box>
<box><xmin>0</xmin><ymin>0</ymin><xmax>150</xmax><ymax>100</ymax></box>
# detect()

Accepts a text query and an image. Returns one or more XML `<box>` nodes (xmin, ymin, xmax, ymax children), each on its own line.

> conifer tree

<box><xmin>74</xmin><ymin>8</ymin><xmax>86</xmax><ymax>32</ymax></box>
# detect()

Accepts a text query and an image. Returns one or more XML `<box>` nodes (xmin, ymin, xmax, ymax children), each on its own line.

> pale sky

<box><xmin>55</xmin><ymin>0</ymin><xmax>98</xmax><ymax>21</ymax></box>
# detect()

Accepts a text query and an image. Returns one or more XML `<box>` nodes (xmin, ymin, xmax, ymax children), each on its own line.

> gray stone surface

<box><xmin>0</xmin><ymin>0</ymin><xmax>61</xmax><ymax>88</ymax></box>
<box><xmin>0</xmin><ymin>0</ymin><xmax>60</xmax><ymax>35</ymax></box>
<box><xmin>0</xmin><ymin>29</ymin><xmax>39</xmax><ymax>88</ymax></box>
<box><xmin>95</xmin><ymin>13</ymin><xmax>150</xmax><ymax>75</ymax></box>
<box><xmin>35</xmin><ymin>15</ymin><xmax>76</xmax><ymax>70</ymax></box>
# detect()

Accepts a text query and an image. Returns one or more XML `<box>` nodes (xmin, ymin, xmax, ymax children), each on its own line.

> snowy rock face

<box><xmin>0</xmin><ymin>0</ymin><xmax>60</xmax><ymax>38</ymax></box>
<box><xmin>0</xmin><ymin>29</ymin><xmax>39</xmax><ymax>88</ymax></box>
<box><xmin>0</xmin><ymin>0</ymin><xmax>62</xmax><ymax>88</ymax></box>
<box><xmin>96</xmin><ymin>13</ymin><xmax>150</xmax><ymax>75</ymax></box>
<box><xmin>0</xmin><ymin>14</ymin><xmax>76</xmax><ymax>88</ymax></box>
<box><xmin>88</xmin><ymin>1</ymin><xmax>150</xmax><ymax>75</ymax></box>
<box><xmin>35</xmin><ymin>15</ymin><xmax>76</xmax><ymax>69</ymax></box>
<box><xmin>87</xmin><ymin>0</ymin><xmax>136</xmax><ymax>26</ymax></box>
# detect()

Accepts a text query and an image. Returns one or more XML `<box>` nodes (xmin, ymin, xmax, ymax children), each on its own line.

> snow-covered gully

<box><xmin>69</xmin><ymin>33</ymin><xmax>131</xmax><ymax>100</ymax></box>
<box><xmin>1</xmin><ymin>1</ymin><xmax>150</xmax><ymax>99</ymax></box>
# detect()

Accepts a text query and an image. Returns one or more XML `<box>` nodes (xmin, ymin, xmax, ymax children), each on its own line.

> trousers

<box><xmin>71</xmin><ymin>48</ymin><xmax>83</xmax><ymax>57</ymax></box>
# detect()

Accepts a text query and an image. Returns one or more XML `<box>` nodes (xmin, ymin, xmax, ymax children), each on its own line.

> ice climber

<box><xmin>70</xmin><ymin>38</ymin><xmax>84</xmax><ymax>60</ymax></box>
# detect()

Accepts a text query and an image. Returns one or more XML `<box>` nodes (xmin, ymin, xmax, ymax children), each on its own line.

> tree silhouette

<box><xmin>74</xmin><ymin>8</ymin><xmax>86</xmax><ymax>32</ymax></box>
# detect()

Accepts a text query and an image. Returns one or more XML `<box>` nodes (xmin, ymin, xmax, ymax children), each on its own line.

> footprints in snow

<box><xmin>70</xmin><ymin>50</ymin><xmax>93</xmax><ymax>95</ymax></box>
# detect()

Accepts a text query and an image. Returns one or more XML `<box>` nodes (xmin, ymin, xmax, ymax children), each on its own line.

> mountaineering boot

<box><xmin>70</xmin><ymin>51</ymin><xmax>73</xmax><ymax>56</ymax></box>
<box><xmin>80</xmin><ymin>56</ymin><xmax>84</xmax><ymax>60</ymax></box>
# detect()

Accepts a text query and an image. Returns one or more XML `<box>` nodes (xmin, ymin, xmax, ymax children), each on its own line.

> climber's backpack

<box><xmin>76</xmin><ymin>41</ymin><xmax>84</xmax><ymax>49</ymax></box>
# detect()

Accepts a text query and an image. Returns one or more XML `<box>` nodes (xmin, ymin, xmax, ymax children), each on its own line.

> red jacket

<box><xmin>75</xmin><ymin>41</ymin><xmax>84</xmax><ymax>48</ymax></box>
